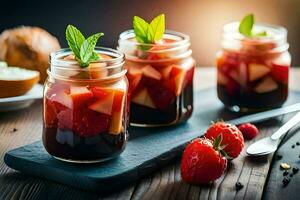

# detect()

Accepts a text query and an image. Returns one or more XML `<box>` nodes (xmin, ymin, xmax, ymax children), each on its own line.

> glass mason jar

<box><xmin>43</xmin><ymin>47</ymin><xmax>128</xmax><ymax>163</ymax></box>
<box><xmin>216</xmin><ymin>22</ymin><xmax>291</xmax><ymax>112</ymax></box>
<box><xmin>118</xmin><ymin>30</ymin><xmax>195</xmax><ymax>127</ymax></box>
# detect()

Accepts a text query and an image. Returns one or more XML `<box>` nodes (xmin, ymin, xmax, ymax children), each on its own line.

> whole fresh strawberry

<box><xmin>205</xmin><ymin>122</ymin><xmax>244</xmax><ymax>158</ymax></box>
<box><xmin>181</xmin><ymin>137</ymin><xmax>227</xmax><ymax>184</ymax></box>
<box><xmin>238</xmin><ymin>123</ymin><xmax>259</xmax><ymax>140</ymax></box>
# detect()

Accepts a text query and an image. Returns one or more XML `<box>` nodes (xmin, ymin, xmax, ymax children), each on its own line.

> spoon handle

<box><xmin>271</xmin><ymin>111</ymin><xmax>300</xmax><ymax>140</ymax></box>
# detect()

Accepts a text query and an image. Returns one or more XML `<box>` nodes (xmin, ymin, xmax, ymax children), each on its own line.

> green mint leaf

<box><xmin>148</xmin><ymin>14</ymin><xmax>165</xmax><ymax>42</ymax></box>
<box><xmin>239</xmin><ymin>14</ymin><xmax>254</xmax><ymax>37</ymax></box>
<box><xmin>133</xmin><ymin>16</ymin><xmax>150</xmax><ymax>43</ymax></box>
<box><xmin>253</xmin><ymin>30</ymin><xmax>267</xmax><ymax>37</ymax></box>
<box><xmin>66</xmin><ymin>25</ymin><xmax>85</xmax><ymax>59</ymax></box>
<box><xmin>133</xmin><ymin>14</ymin><xmax>166</xmax><ymax>45</ymax></box>
<box><xmin>80</xmin><ymin>33</ymin><xmax>104</xmax><ymax>64</ymax></box>
<box><xmin>89</xmin><ymin>51</ymin><xmax>100</xmax><ymax>62</ymax></box>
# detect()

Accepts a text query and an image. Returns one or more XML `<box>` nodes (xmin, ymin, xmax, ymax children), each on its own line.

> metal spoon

<box><xmin>246</xmin><ymin>111</ymin><xmax>300</xmax><ymax>156</ymax></box>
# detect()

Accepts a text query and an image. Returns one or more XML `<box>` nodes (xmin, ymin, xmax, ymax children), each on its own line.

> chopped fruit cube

<box><xmin>132</xmin><ymin>88</ymin><xmax>156</xmax><ymax>109</ymax></box>
<box><xmin>70</xmin><ymin>86</ymin><xmax>93</xmax><ymax>108</ymax></box>
<box><xmin>147</xmin><ymin>53</ymin><xmax>161</xmax><ymax>60</ymax></box>
<box><xmin>217</xmin><ymin>71</ymin><xmax>229</xmax><ymax>85</ymax></box>
<box><xmin>109</xmin><ymin>111</ymin><xmax>123</xmax><ymax>134</ymax></box>
<box><xmin>89</xmin><ymin>92</ymin><xmax>114</xmax><ymax>115</ymax></box>
<box><xmin>248</xmin><ymin>63</ymin><xmax>271</xmax><ymax>82</ymax></box>
<box><xmin>109</xmin><ymin>90</ymin><xmax>125</xmax><ymax>134</ymax></box>
<box><xmin>50</xmin><ymin>91</ymin><xmax>73</xmax><ymax>109</ymax></box>
<box><xmin>147</xmin><ymin>84</ymin><xmax>175</xmax><ymax>110</ymax></box>
<box><xmin>70</xmin><ymin>86</ymin><xmax>92</xmax><ymax>96</ymax></box>
<box><xmin>142</xmin><ymin>65</ymin><xmax>162</xmax><ymax>80</ymax></box>
<box><xmin>271</xmin><ymin>63</ymin><xmax>289</xmax><ymax>84</ymax></box>
<box><xmin>254</xmin><ymin>76</ymin><xmax>278</xmax><ymax>93</ymax></box>
<box><xmin>128</xmin><ymin>65</ymin><xmax>143</xmax><ymax>76</ymax></box>
<box><xmin>170</xmin><ymin>66</ymin><xmax>186</xmax><ymax>96</ymax></box>
<box><xmin>89</xmin><ymin>63</ymin><xmax>108</xmax><ymax>79</ymax></box>
<box><xmin>57</xmin><ymin>107</ymin><xmax>110</xmax><ymax>137</ymax></box>
<box><xmin>112</xmin><ymin>90</ymin><xmax>125</xmax><ymax>112</ymax></box>
<box><xmin>160</xmin><ymin>66</ymin><xmax>173</xmax><ymax>79</ymax></box>
<box><xmin>44</xmin><ymin>99</ymin><xmax>58</xmax><ymax>127</ymax></box>
<box><xmin>228</xmin><ymin>64</ymin><xmax>247</xmax><ymax>87</ymax></box>
<box><xmin>127</xmin><ymin>70</ymin><xmax>142</xmax><ymax>93</ymax></box>
<box><xmin>91</xmin><ymin>87</ymin><xmax>110</xmax><ymax>99</ymax></box>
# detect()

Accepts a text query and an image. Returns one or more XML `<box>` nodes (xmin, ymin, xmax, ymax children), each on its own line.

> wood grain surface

<box><xmin>1</xmin><ymin>67</ymin><xmax>300</xmax><ymax>200</ymax></box>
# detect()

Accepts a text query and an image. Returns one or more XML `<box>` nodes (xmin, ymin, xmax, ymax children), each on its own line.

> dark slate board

<box><xmin>4</xmin><ymin>89</ymin><xmax>300</xmax><ymax>194</ymax></box>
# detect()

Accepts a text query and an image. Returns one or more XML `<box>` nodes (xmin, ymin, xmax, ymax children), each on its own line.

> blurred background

<box><xmin>0</xmin><ymin>0</ymin><xmax>299</xmax><ymax>66</ymax></box>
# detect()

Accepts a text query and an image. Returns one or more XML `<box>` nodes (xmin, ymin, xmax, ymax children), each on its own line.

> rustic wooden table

<box><xmin>0</xmin><ymin>67</ymin><xmax>300</xmax><ymax>200</ymax></box>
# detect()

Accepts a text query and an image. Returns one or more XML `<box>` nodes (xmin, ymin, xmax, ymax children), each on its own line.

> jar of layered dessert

<box><xmin>43</xmin><ymin>47</ymin><xmax>128</xmax><ymax>163</ymax></box>
<box><xmin>217</xmin><ymin>19</ymin><xmax>290</xmax><ymax>112</ymax></box>
<box><xmin>118</xmin><ymin>30</ymin><xmax>195</xmax><ymax>127</ymax></box>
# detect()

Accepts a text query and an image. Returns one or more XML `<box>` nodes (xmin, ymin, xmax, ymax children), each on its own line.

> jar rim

<box><xmin>118</xmin><ymin>29</ymin><xmax>190</xmax><ymax>48</ymax></box>
<box><xmin>50</xmin><ymin>47</ymin><xmax>125</xmax><ymax>69</ymax></box>
<box><xmin>222</xmin><ymin>21</ymin><xmax>287</xmax><ymax>42</ymax></box>
<box><xmin>48</xmin><ymin>47</ymin><xmax>126</xmax><ymax>82</ymax></box>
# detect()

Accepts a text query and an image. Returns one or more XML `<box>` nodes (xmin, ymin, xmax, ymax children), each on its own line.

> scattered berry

<box><xmin>235</xmin><ymin>182</ymin><xmax>244</xmax><ymax>191</ymax></box>
<box><xmin>283</xmin><ymin>171</ymin><xmax>289</xmax><ymax>176</ymax></box>
<box><xmin>238</xmin><ymin>123</ymin><xmax>259</xmax><ymax>140</ymax></box>
<box><xmin>12</xmin><ymin>128</ymin><xmax>17</xmax><ymax>132</ymax></box>
<box><xmin>292</xmin><ymin>167</ymin><xmax>299</xmax><ymax>174</ymax></box>
<box><xmin>277</xmin><ymin>155</ymin><xmax>283</xmax><ymax>160</ymax></box>
<box><xmin>181</xmin><ymin>138</ymin><xmax>227</xmax><ymax>184</ymax></box>
<box><xmin>296</xmin><ymin>142</ymin><xmax>300</xmax><ymax>146</ymax></box>
<box><xmin>292</xmin><ymin>145</ymin><xmax>295</xmax><ymax>148</ymax></box>
<box><xmin>282</xmin><ymin>177</ymin><xmax>290</xmax><ymax>186</ymax></box>
<box><xmin>289</xmin><ymin>174</ymin><xmax>293</xmax><ymax>178</ymax></box>
<box><xmin>280</xmin><ymin>163</ymin><xmax>291</xmax><ymax>170</ymax></box>
<box><xmin>205</xmin><ymin>122</ymin><xmax>244</xmax><ymax>158</ymax></box>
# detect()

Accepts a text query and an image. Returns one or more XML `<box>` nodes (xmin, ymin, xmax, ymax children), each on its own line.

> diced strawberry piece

<box><xmin>44</xmin><ymin>98</ymin><xmax>58</xmax><ymax>127</ymax></box>
<box><xmin>142</xmin><ymin>65</ymin><xmax>162</xmax><ymax>80</ymax></box>
<box><xmin>112</xmin><ymin>90</ymin><xmax>125</xmax><ymax>112</ymax></box>
<box><xmin>147</xmin><ymin>53</ymin><xmax>161</xmax><ymax>60</ymax></box>
<box><xmin>57</xmin><ymin>109</ymin><xmax>73</xmax><ymax>131</ymax></box>
<box><xmin>163</xmin><ymin>79</ymin><xmax>176</xmax><ymax>95</ymax></box>
<box><xmin>90</xmin><ymin>87</ymin><xmax>110</xmax><ymax>99</ymax></box>
<box><xmin>271</xmin><ymin>63</ymin><xmax>289</xmax><ymax>84</ymax></box>
<box><xmin>132</xmin><ymin>88</ymin><xmax>156</xmax><ymax>109</ymax></box>
<box><xmin>57</xmin><ymin>107</ymin><xmax>110</xmax><ymax>137</ymax></box>
<box><xmin>147</xmin><ymin>84</ymin><xmax>176</xmax><ymax>110</ymax></box>
<box><xmin>184</xmin><ymin>66</ymin><xmax>194</xmax><ymax>86</ymax></box>
<box><xmin>127</xmin><ymin>72</ymin><xmax>142</xmax><ymax>93</ymax></box>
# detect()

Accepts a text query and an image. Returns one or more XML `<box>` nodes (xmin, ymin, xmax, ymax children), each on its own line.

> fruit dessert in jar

<box><xmin>43</xmin><ymin>25</ymin><xmax>128</xmax><ymax>163</ymax></box>
<box><xmin>217</xmin><ymin>14</ymin><xmax>291</xmax><ymax>112</ymax></box>
<box><xmin>118</xmin><ymin>14</ymin><xmax>195</xmax><ymax>127</ymax></box>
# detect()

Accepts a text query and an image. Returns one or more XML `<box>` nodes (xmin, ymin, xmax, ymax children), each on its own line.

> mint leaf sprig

<box><xmin>133</xmin><ymin>14</ymin><xmax>165</xmax><ymax>44</ymax></box>
<box><xmin>66</xmin><ymin>25</ymin><xmax>104</xmax><ymax>68</ymax></box>
<box><xmin>239</xmin><ymin>14</ymin><xmax>267</xmax><ymax>37</ymax></box>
